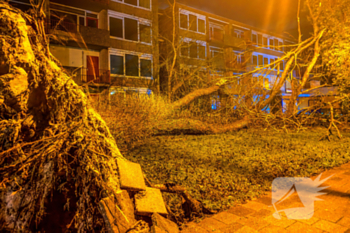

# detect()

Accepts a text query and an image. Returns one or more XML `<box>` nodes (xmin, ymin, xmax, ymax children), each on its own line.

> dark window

<box><xmin>139</xmin><ymin>0</ymin><xmax>151</xmax><ymax>9</ymax></box>
<box><xmin>86</xmin><ymin>13</ymin><xmax>97</xmax><ymax>19</ymax></box>
<box><xmin>252</xmin><ymin>34</ymin><xmax>257</xmax><ymax>43</ymax></box>
<box><xmin>125</xmin><ymin>54</ymin><xmax>139</xmax><ymax>76</ymax></box>
<box><xmin>181</xmin><ymin>42</ymin><xmax>189</xmax><ymax>57</ymax></box>
<box><xmin>79</xmin><ymin>16</ymin><xmax>85</xmax><ymax>26</ymax></box>
<box><xmin>189</xmin><ymin>14</ymin><xmax>197</xmax><ymax>31</ymax></box>
<box><xmin>110</xmin><ymin>55</ymin><xmax>124</xmax><ymax>75</ymax></box>
<box><xmin>199</xmin><ymin>45</ymin><xmax>206</xmax><ymax>59</ymax></box>
<box><xmin>269</xmin><ymin>38</ymin><xmax>274</xmax><ymax>49</ymax></box>
<box><xmin>110</xmin><ymin>17</ymin><xmax>123</xmax><ymax>38</ymax></box>
<box><xmin>253</xmin><ymin>55</ymin><xmax>258</xmax><ymax>66</ymax></box>
<box><xmin>258</xmin><ymin>55</ymin><xmax>263</xmax><ymax>66</ymax></box>
<box><xmin>141</xmin><ymin>59</ymin><xmax>152</xmax><ymax>77</ymax></box>
<box><xmin>140</xmin><ymin>24</ymin><xmax>151</xmax><ymax>43</ymax></box>
<box><xmin>198</xmin><ymin>19</ymin><xmax>205</xmax><ymax>33</ymax></box>
<box><xmin>258</xmin><ymin>34</ymin><xmax>263</xmax><ymax>45</ymax></box>
<box><xmin>125</xmin><ymin>0</ymin><xmax>137</xmax><ymax>6</ymax></box>
<box><xmin>264</xmin><ymin>57</ymin><xmax>268</xmax><ymax>66</ymax></box>
<box><xmin>280</xmin><ymin>61</ymin><xmax>284</xmax><ymax>71</ymax></box>
<box><xmin>279</xmin><ymin>41</ymin><xmax>283</xmax><ymax>51</ymax></box>
<box><xmin>263</xmin><ymin>37</ymin><xmax>268</xmax><ymax>47</ymax></box>
<box><xmin>274</xmin><ymin>39</ymin><xmax>279</xmax><ymax>50</ymax></box>
<box><xmin>180</xmin><ymin>14</ymin><xmax>188</xmax><ymax>29</ymax></box>
<box><xmin>190</xmin><ymin>43</ymin><xmax>197</xmax><ymax>58</ymax></box>
<box><xmin>87</xmin><ymin>17</ymin><xmax>98</xmax><ymax>28</ymax></box>
<box><xmin>125</xmin><ymin>18</ymin><xmax>138</xmax><ymax>41</ymax></box>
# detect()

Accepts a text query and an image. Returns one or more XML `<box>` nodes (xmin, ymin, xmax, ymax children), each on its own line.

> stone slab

<box><xmin>117</xmin><ymin>159</ymin><xmax>146</xmax><ymax>191</ymax></box>
<box><xmin>152</xmin><ymin>213</ymin><xmax>179</xmax><ymax>233</ymax></box>
<box><xmin>135</xmin><ymin>187</ymin><xmax>167</xmax><ymax>216</ymax></box>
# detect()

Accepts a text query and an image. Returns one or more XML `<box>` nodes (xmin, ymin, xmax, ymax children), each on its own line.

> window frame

<box><xmin>179</xmin><ymin>9</ymin><xmax>206</xmax><ymax>35</ymax></box>
<box><xmin>180</xmin><ymin>38</ymin><xmax>207</xmax><ymax>60</ymax></box>
<box><xmin>111</xmin><ymin>0</ymin><xmax>152</xmax><ymax>11</ymax></box>
<box><xmin>109</xmin><ymin>49</ymin><xmax>153</xmax><ymax>79</ymax></box>
<box><xmin>108</xmin><ymin>11</ymin><xmax>152</xmax><ymax>45</ymax></box>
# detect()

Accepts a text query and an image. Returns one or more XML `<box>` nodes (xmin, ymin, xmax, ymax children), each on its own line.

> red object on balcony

<box><xmin>82</xmin><ymin>68</ymin><xmax>111</xmax><ymax>84</ymax></box>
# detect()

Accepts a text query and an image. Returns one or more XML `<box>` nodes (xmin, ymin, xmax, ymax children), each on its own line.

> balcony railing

<box><xmin>82</xmin><ymin>68</ymin><xmax>111</xmax><ymax>84</ymax></box>
<box><xmin>45</xmin><ymin>19</ymin><xmax>78</xmax><ymax>34</ymax></box>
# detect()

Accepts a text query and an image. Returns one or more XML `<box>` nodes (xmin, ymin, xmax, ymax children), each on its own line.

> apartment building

<box><xmin>10</xmin><ymin>0</ymin><xmax>159</xmax><ymax>98</ymax></box>
<box><xmin>158</xmin><ymin>3</ymin><xmax>295</xmax><ymax>111</ymax></box>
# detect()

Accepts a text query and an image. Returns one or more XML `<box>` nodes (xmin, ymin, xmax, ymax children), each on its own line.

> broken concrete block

<box><xmin>152</xmin><ymin>213</ymin><xmax>179</xmax><ymax>233</ymax></box>
<box><xmin>98</xmin><ymin>196</ymin><xmax>135</xmax><ymax>233</ymax></box>
<box><xmin>115</xmin><ymin>190</ymin><xmax>137</xmax><ymax>225</ymax></box>
<box><xmin>151</xmin><ymin>225</ymin><xmax>167</xmax><ymax>233</ymax></box>
<box><xmin>117</xmin><ymin>159</ymin><xmax>146</xmax><ymax>191</ymax></box>
<box><xmin>135</xmin><ymin>187</ymin><xmax>168</xmax><ymax>216</ymax></box>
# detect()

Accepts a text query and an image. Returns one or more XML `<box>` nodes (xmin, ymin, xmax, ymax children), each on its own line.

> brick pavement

<box><xmin>181</xmin><ymin>162</ymin><xmax>350</xmax><ymax>233</ymax></box>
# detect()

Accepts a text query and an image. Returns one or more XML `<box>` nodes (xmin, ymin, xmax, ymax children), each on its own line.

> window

<box><xmin>109</xmin><ymin>15</ymin><xmax>152</xmax><ymax>44</ymax></box>
<box><xmin>180</xmin><ymin>14</ymin><xmax>188</xmax><ymax>29</ymax></box>
<box><xmin>139</xmin><ymin>0</ymin><xmax>151</xmax><ymax>9</ymax></box>
<box><xmin>274</xmin><ymin>39</ymin><xmax>279</xmax><ymax>50</ymax></box>
<box><xmin>253</xmin><ymin>55</ymin><xmax>258</xmax><ymax>66</ymax></box>
<box><xmin>278</xmin><ymin>41</ymin><xmax>283</xmax><ymax>51</ymax></box>
<box><xmin>258</xmin><ymin>55</ymin><xmax>263</xmax><ymax>66</ymax></box>
<box><xmin>269</xmin><ymin>38</ymin><xmax>274</xmax><ymax>49</ymax></box>
<box><xmin>140</xmin><ymin>59</ymin><xmax>152</xmax><ymax>77</ymax></box>
<box><xmin>210</xmin><ymin>26</ymin><xmax>224</xmax><ymax>41</ymax></box>
<box><xmin>190</xmin><ymin>42</ymin><xmax>198</xmax><ymax>58</ymax></box>
<box><xmin>189</xmin><ymin>14</ymin><xmax>197</xmax><ymax>31</ymax></box>
<box><xmin>140</xmin><ymin>24</ymin><xmax>151</xmax><ymax>43</ymax></box>
<box><xmin>79</xmin><ymin>16</ymin><xmax>85</xmax><ymax>26</ymax></box>
<box><xmin>198</xmin><ymin>19</ymin><xmax>205</xmax><ymax>33</ymax></box>
<box><xmin>125</xmin><ymin>18</ymin><xmax>138</xmax><ymax>41</ymax></box>
<box><xmin>264</xmin><ymin>57</ymin><xmax>269</xmax><ymax>66</ymax></box>
<box><xmin>263</xmin><ymin>37</ymin><xmax>268</xmax><ymax>47</ymax></box>
<box><xmin>110</xmin><ymin>17</ymin><xmax>123</xmax><ymax>38</ymax></box>
<box><xmin>280</xmin><ymin>61</ymin><xmax>284</xmax><ymax>71</ymax></box>
<box><xmin>199</xmin><ymin>45</ymin><xmax>206</xmax><ymax>59</ymax></box>
<box><xmin>120</xmin><ymin>0</ymin><xmax>151</xmax><ymax>9</ymax></box>
<box><xmin>181</xmin><ymin>42</ymin><xmax>189</xmax><ymax>57</ymax></box>
<box><xmin>125</xmin><ymin>54</ymin><xmax>139</xmax><ymax>76</ymax></box>
<box><xmin>125</xmin><ymin>0</ymin><xmax>137</xmax><ymax>5</ymax></box>
<box><xmin>110</xmin><ymin>53</ymin><xmax>152</xmax><ymax>78</ymax></box>
<box><xmin>252</xmin><ymin>34</ymin><xmax>257</xmax><ymax>44</ymax></box>
<box><xmin>258</xmin><ymin>34</ymin><xmax>263</xmax><ymax>45</ymax></box>
<box><xmin>110</xmin><ymin>55</ymin><xmax>124</xmax><ymax>75</ymax></box>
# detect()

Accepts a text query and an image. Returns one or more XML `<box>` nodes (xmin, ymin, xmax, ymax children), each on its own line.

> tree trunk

<box><xmin>0</xmin><ymin>3</ymin><xmax>124</xmax><ymax>232</ymax></box>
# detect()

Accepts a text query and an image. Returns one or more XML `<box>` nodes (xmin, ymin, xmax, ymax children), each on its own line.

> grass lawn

<box><xmin>124</xmin><ymin>128</ymin><xmax>350</xmax><ymax>216</ymax></box>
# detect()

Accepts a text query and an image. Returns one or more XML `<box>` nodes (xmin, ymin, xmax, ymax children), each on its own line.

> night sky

<box><xmin>159</xmin><ymin>0</ymin><xmax>313</xmax><ymax>39</ymax></box>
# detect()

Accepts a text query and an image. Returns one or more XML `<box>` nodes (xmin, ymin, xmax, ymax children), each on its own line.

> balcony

<box><xmin>224</xmin><ymin>35</ymin><xmax>246</xmax><ymax>50</ymax></box>
<box><xmin>45</xmin><ymin>19</ymin><xmax>110</xmax><ymax>48</ymax></box>
<box><xmin>82</xmin><ymin>68</ymin><xmax>111</xmax><ymax>84</ymax></box>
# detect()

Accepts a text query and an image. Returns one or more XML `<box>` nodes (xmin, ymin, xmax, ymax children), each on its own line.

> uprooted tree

<box><xmin>0</xmin><ymin>2</ymin><xmax>134</xmax><ymax>232</ymax></box>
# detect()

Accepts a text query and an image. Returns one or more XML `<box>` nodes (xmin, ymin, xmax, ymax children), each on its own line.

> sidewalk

<box><xmin>181</xmin><ymin>162</ymin><xmax>350</xmax><ymax>233</ymax></box>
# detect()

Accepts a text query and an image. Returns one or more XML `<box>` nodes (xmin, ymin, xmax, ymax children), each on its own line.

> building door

<box><xmin>86</xmin><ymin>56</ymin><xmax>99</xmax><ymax>82</ymax></box>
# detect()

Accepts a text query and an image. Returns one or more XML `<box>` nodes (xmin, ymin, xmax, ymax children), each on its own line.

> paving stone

<box><xmin>152</xmin><ymin>213</ymin><xmax>179</xmax><ymax>233</ymax></box>
<box><xmin>212</xmin><ymin>212</ymin><xmax>239</xmax><ymax>225</ymax></box>
<box><xmin>135</xmin><ymin>187</ymin><xmax>167</xmax><ymax>216</ymax></box>
<box><xmin>313</xmin><ymin>208</ymin><xmax>344</xmax><ymax>222</ymax></box>
<box><xmin>251</xmin><ymin>208</ymin><xmax>273</xmax><ymax>218</ymax></box>
<box><xmin>313</xmin><ymin>219</ymin><xmax>349</xmax><ymax>232</ymax></box>
<box><xmin>219</xmin><ymin>222</ymin><xmax>244</xmax><ymax>233</ymax></box>
<box><xmin>227</xmin><ymin>206</ymin><xmax>256</xmax><ymax>217</ymax></box>
<box><xmin>117</xmin><ymin>159</ymin><xmax>146</xmax><ymax>191</ymax></box>
<box><xmin>234</xmin><ymin>225</ymin><xmax>257</xmax><ymax>233</ymax></box>
<box><xmin>287</xmin><ymin>221</ymin><xmax>323</xmax><ymax>233</ymax></box>
<box><xmin>264</xmin><ymin>215</ymin><xmax>295</xmax><ymax>228</ymax></box>
<box><xmin>180</xmin><ymin>225</ymin><xmax>209</xmax><ymax>233</ymax></box>
<box><xmin>296</xmin><ymin>216</ymin><xmax>319</xmax><ymax>225</ymax></box>
<box><xmin>151</xmin><ymin>225</ymin><xmax>167</xmax><ymax>233</ymax></box>
<box><xmin>337</xmin><ymin>217</ymin><xmax>350</xmax><ymax>228</ymax></box>
<box><xmin>243</xmin><ymin>201</ymin><xmax>268</xmax><ymax>211</ymax></box>
<box><xmin>197</xmin><ymin>217</ymin><xmax>227</xmax><ymax>232</ymax></box>
<box><xmin>259</xmin><ymin>225</ymin><xmax>289</xmax><ymax>233</ymax></box>
<box><xmin>255</xmin><ymin>196</ymin><xmax>272</xmax><ymax>206</ymax></box>
<box><xmin>236</xmin><ymin>216</ymin><xmax>269</xmax><ymax>230</ymax></box>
